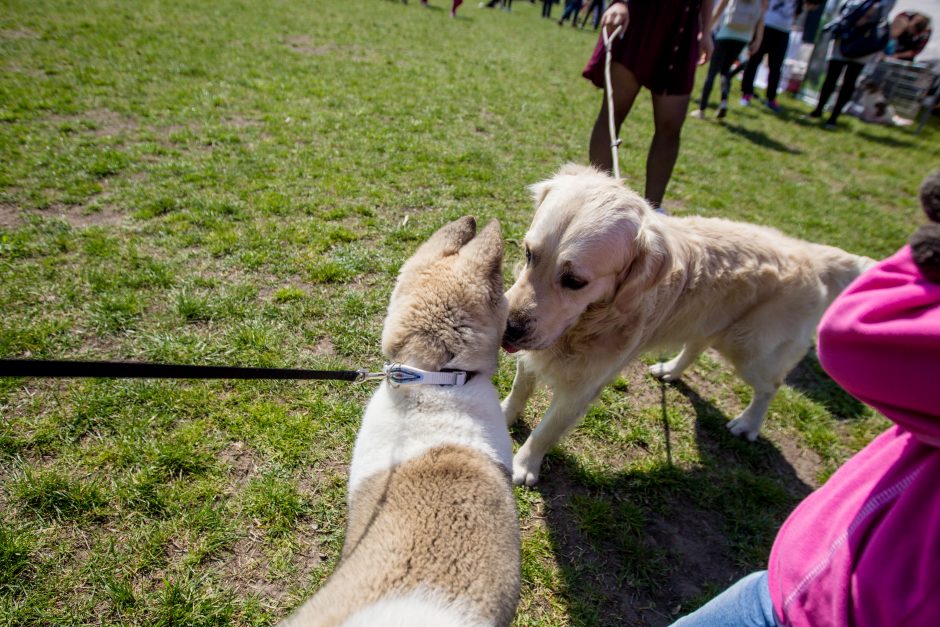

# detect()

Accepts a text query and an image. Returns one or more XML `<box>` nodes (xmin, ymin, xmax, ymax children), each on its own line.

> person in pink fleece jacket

<box><xmin>673</xmin><ymin>169</ymin><xmax>940</xmax><ymax>627</ymax></box>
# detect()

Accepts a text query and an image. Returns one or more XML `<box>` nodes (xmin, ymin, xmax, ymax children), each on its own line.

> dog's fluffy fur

<box><xmin>857</xmin><ymin>80</ymin><xmax>897</xmax><ymax>125</ymax></box>
<box><xmin>282</xmin><ymin>217</ymin><xmax>520</xmax><ymax>626</ymax></box>
<box><xmin>500</xmin><ymin>165</ymin><xmax>874</xmax><ymax>486</ymax></box>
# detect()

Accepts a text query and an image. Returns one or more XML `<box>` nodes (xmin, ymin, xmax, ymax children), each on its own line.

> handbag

<box><xmin>839</xmin><ymin>20</ymin><xmax>889</xmax><ymax>57</ymax></box>
<box><xmin>831</xmin><ymin>0</ymin><xmax>889</xmax><ymax>58</ymax></box>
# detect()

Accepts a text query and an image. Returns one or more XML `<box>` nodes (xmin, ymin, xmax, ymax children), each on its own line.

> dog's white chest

<box><xmin>347</xmin><ymin>380</ymin><xmax>512</xmax><ymax>494</ymax></box>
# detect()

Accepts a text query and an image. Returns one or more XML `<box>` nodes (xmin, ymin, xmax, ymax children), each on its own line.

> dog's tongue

<box><xmin>501</xmin><ymin>340</ymin><xmax>519</xmax><ymax>354</ymax></box>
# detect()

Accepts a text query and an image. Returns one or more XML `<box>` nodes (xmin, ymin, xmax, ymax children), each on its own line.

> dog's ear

<box><xmin>613</xmin><ymin>218</ymin><xmax>671</xmax><ymax>314</ymax></box>
<box><xmin>412</xmin><ymin>216</ymin><xmax>477</xmax><ymax>261</ymax></box>
<box><xmin>529</xmin><ymin>180</ymin><xmax>552</xmax><ymax>208</ymax></box>
<box><xmin>459</xmin><ymin>219</ymin><xmax>504</xmax><ymax>286</ymax></box>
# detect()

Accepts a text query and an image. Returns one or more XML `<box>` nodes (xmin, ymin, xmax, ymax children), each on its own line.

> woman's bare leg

<box><xmin>646</xmin><ymin>91</ymin><xmax>691</xmax><ymax>208</ymax></box>
<box><xmin>588</xmin><ymin>61</ymin><xmax>642</xmax><ymax>174</ymax></box>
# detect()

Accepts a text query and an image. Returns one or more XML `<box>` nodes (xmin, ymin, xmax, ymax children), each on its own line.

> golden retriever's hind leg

<box><xmin>726</xmin><ymin>387</ymin><xmax>777</xmax><ymax>441</ymax></box>
<box><xmin>649</xmin><ymin>342</ymin><xmax>707</xmax><ymax>382</ymax></box>
<box><xmin>725</xmin><ymin>338</ymin><xmax>810</xmax><ymax>441</ymax></box>
<box><xmin>501</xmin><ymin>358</ymin><xmax>537</xmax><ymax>427</ymax></box>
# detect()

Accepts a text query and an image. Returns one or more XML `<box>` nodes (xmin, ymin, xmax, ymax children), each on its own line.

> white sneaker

<box><xmin>690</xmin><ymin>109</ymin><xmax>705</xmax><ymax>119</ymax></box>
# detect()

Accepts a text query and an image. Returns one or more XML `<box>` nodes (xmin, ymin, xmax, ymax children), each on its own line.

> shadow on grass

<box><xmin>515</xmin><ymin>380</ymin><xmax>812</xmax><ymax>626</ymax></box>
<box><xmin>854</xmin><ymin>129</ymin><xmax>917</xmax><ymax>149</ymax></box>
<box><xmin>787</xmin><ymin>112</ymin><xmax>827</xmax><ymax>129</ymax></box>
<box><xmin>784</xmin><ymin>349</ymin><xmax>866</xmax><ymax>420</ymax></box>
<box><xmin>720</xmin><ymin>122</ymin><xmax>803</xmax><ymax>154</ymax></box>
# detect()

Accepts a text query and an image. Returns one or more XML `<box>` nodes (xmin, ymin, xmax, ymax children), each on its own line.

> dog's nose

<box><xmin>503</xmin><ymin>315</ymin><xmax>529</xmax><ymax>344</ymax></box>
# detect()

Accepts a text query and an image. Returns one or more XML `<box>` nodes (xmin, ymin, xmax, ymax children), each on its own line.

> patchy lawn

<box><xmin>1</xmin><ymin>0</ymin><xmax>936</xmax><ymax>624</ymax></box>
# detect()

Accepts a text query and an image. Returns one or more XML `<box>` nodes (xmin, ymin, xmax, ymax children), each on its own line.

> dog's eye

<box><xmin>561</xmin><ymin>274</ymin><xmax>587</xmax><ymax>290</ymax></box>
<box><xmin>524</xmin><ymin>245</ymin><xmax>532</xmax><ymax>265</ymax></box>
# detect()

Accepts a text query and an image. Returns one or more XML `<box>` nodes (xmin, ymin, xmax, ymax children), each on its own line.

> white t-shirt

<box><xmin>716</xmin><ymin>0</ymin><xmax>764</xmax><ymax>41</ymax></box>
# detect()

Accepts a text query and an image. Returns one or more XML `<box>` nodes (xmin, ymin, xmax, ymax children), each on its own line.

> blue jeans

<box><xmin>671</xmin><ymin>571</ymin><xmax>780</xmax><ymax>627</ymax></box>
<box><xmin>559</xmin><ymin>0</ymin><xmax>582</xmax><ymax>23</ymax></box>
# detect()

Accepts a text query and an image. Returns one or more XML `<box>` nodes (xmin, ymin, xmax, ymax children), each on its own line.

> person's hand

<box><xmin>749</xmin><ymin>35</ymin><xmax>762</xmax><ymax>55</ymax></box>
<box><xmin>699</xmin><ymin>32</ymin><xmax>714</xmax><ymax>65</ymax></box>
<box><xmin>600</xmin><ymin>2</ymin><xmax>628</xmax><ymax>37</ymax></box>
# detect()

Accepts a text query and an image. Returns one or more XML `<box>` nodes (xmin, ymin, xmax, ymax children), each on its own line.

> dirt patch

<box><xmin>215</xmin><ymin>533</ymin><xmax>292</xmax><ymax>601</ymax></box>
<box><xmin>291</xmin><ymin>522</ymin><xmax>327</xmax><ymax>579</ymax></box>
<box><xmin>213</xmin><ymin>523</ymin><xmax>325</xmax><ymax>604</ymax></box>
<box><xmin>37</xmin><ymin>203</ymin><xmax>127</xmax><ymax>228</ymax></box>
<box><xmin>164</xmin><ymin>535</ymin><xmax>190</xmax><ymax>562</ymax></box>
<box><xmin>0</xmin><ymin>29</ymin><xmax>39</xmax><ymax>40</ymax></box>
<box><xmin>311</xmin><ymin>337</ymin><xmax>336</xmax><ymax>358</ymax></box>
<box><xmin>224</xmin><ymin>116</ymin><xmax>257</xmax><ymax>129</ymax></box>
<box><xmin>283</xmin><ymin>35</ymin><xmax>368</xmax><ymax>61</ymax></box>
<box><xmin>47</xmin><ymin>108</ymin><xmax>138</xmax><ymax>138</ymax></box>
<box><xmin>284</xmin><ymin>35</ymin><xmax>337</xmax><ymax>56</ymax></box>
<box><xmin>0</xmin><ymin>202</ymin><xmax>22</xmax><ymax>228</ymax></box>
<box><xmin>219</xmin><ymin>440</ymin><xmax>262</xmax><ymax>489</ymax></box>
<box><xmin>766</xmin><ymin>434</ymin><xmax>823</xmax><ymax>490</ymax></box>
<box><xmin>647</xmin><ymin>500</ymin><xmax>739</xmax><ymax>603</ymax></box>
<box><xmin>620</xmin><ymin>359</ymin><xmax>671</xmax><ymax>409</ymax></box>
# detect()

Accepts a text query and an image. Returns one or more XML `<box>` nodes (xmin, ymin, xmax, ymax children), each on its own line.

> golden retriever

<box><xmin>500</xmin><ymin>165</ymin><xmax>874</xmax><ymax>486</ymax></box>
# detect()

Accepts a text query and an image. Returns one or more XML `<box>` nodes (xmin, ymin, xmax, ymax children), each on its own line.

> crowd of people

<box><xmin>411</xmin><ymin>0</ymin><xmax>932</xmax><ymax>207</ymax></box>
<box><xmin>587</xmin><ymin>0</ymin><xmax>931</xmax><ymax>205</ymax></box>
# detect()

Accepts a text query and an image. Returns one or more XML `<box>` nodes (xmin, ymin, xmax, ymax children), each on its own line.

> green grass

<box><xmin>1</xmin><ymin>0</ymin><xmax>936</xmax><ymax>624</ymax></box>
<box><xmin>11</xmin><ymin>468</ymin><xmax>108</xmax><ymax>522</ymax></box>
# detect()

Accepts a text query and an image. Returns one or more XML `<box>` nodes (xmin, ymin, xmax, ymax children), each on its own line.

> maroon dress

<box><xmin>582</xmin><ymin>0</ymin><xmax>704</xmax><ymax>96</ymax></box>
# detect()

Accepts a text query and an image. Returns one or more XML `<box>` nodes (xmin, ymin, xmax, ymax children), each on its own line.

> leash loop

<box><xmin>602</xmin><ymin>24</ymin><xmax>624</xmax><ymax>180</ymax></box>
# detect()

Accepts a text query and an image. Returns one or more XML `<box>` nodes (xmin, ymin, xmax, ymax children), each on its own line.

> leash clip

<box><xmin>354</xmin><ymin>369</ymin><xmax>387</xmax><ymax>384</ymax></box>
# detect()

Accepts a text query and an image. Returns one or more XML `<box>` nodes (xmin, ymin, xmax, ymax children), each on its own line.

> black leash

<box><xmin>0</xmin><ymin>359</ymin><xmax>373</xmax><ymax>382</ymax></box>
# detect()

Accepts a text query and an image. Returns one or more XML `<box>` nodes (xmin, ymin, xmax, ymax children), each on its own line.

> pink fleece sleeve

<box><xmin>817</xmin><ymin>246</ymin><xmax>940</xmax><ymax>446</ymax></box>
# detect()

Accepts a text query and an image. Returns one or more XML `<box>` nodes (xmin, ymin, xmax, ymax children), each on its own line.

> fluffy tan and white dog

<box><xmin>282</xmin><ymin>217</ymin><xmax>520</xmax><ymax>626</ymax></box>
<box><xmin>500</xmin><ymin>165</ymin><xmax>874</xmax><ymax>486</ymax></box>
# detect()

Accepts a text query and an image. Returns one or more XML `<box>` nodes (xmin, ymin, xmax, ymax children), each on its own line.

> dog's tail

<box><xmin>814</xmin><ymin>245</ymin><xmax>877</xmax><ymax>306</ymax></box>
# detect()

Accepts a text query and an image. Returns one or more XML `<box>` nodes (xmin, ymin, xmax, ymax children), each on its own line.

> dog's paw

<box><xmin>511</xmin><ymin>451</ymin><xmax>543</xmax><ymax>486</ymax></box>
<box><xmin>649</xmin><ymin>362</ymin><xmax>680</xmax><ymax>382</ymax></box>
<box><xmin>726</xmin><ymin>417</ymin><xmax>760</xmax><ymax>442</ymax></box>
